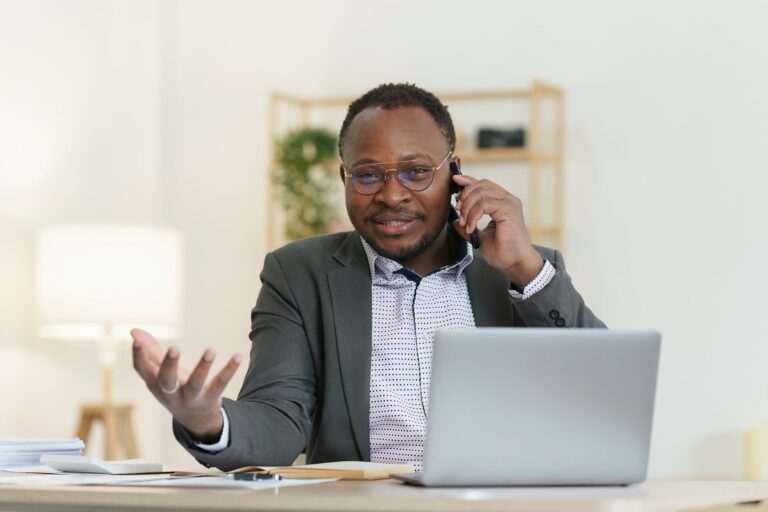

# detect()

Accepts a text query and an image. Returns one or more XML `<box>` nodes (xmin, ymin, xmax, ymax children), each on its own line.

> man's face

<box><xmin>340</xmin><ymin>106</ymin><xmax>453</xmax><ymax>265</ymax></box>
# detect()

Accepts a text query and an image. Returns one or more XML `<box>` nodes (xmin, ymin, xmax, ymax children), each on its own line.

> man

<box><xmin>132</xmin><ymin>83</ymin><xmax>604</xmax><ymax>472</ymax></box>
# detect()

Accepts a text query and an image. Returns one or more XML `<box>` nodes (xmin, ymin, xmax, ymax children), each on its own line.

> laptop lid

<box><xmin>419</xmin><ymin>328</ymin><xmax>660</xmax><ymax>486</ymax></box>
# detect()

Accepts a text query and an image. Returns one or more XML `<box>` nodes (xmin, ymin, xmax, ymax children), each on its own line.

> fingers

<box><xmin>457</xmin><ymin>183</ymin><xmax>510</xmax><ymax>234</ymax></box>
<box><xmin>451</xmin><ymin>218</ymin><xmax>471</xmax><ymax>244</ymax></box>
<box><xmin>451</xmin><ymin>172</ymin><xmax>477</xmax><ymax>190</ymax></box>
<box><xmin>132</xmin><ymin>330</ymin><xmax>161</xmax><ymax>382</ymax></box>
<box><xmin>131</xmin><ymin>328</ymin><xmax>165</xmax><ymax>367</ymax></box>
<box><xmin>131</xmin><ymin>327</ymin><xmax>243</xmax><ymax>410</ymax></box>
<box><xmin>466</xmin><ymin>197</ymin><xmax>509</xmax><ymax>234</ymax></box>
<box><xmin>132</xmin><ymin>348</ymin><xmax>159</xmax><ymax>383</ymax></box>
<box><xmin>183</xmin><ymin>348</ymin><xmax>216</xmax><ymax>397</ymax></box>
<box><xmin>452</xmin><ymin>175</ymin><xmax>478</xmax><ymax>233</ymax></box>
<box><xmin>204</xmin><ymin>353</ymin><xmax>243</xmax><ymax>400</ymax></box>
<box><xmin>157</xmin><ymin>346</ymin><xmax>181</xmax><ymax>394</ymax></box>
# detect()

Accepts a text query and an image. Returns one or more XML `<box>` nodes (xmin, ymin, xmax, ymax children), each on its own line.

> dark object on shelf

<box><xmin>477</xmin><ymin>128</ymin><xmax>526</xmax><ymax>149</ymax></box>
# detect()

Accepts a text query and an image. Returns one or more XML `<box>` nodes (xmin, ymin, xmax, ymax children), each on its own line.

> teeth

<box><xmin>383</xmin><ymin>221</ymin><xmax>407</xmax><ymax>226</ymax></box>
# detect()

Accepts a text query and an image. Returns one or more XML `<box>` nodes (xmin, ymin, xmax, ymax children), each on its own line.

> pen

<box><xmin>227</xmin><ymin>473</ymin><xmax>283</xmax><ymax>482</ymax></box>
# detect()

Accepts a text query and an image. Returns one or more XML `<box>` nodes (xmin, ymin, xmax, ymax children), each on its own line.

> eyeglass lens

<box><xmin>350</xmin><ymin>161</ymin><xmax>436</xmax><ymax>194</ymax></box>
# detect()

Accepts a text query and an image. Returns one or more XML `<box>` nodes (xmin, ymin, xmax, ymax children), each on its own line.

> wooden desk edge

<box><xmin>1</xmin><ymin>479</ymin><xmax>768</xmax><ymax>512</ymax></box>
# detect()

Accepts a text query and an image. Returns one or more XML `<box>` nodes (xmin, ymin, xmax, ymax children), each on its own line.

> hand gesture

<box><xmin>131</xmin><ymin>328</ymin><xmax>242</xmax><ymax>441</ymax></box>
<box><xmin>452</xmin><ymin>173</ymin><xmax>544</xmax><ymax>288</ymax></box>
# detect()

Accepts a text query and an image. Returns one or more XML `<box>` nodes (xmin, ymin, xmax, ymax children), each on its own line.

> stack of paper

<box><xmin>40</xmin><ymin>454</ymin><xmax>163</xmax><ymax>474</ymax></box>
<box><xmin>0</xmin><ymin>438</ymin><xmax>84</xmax><ymax>469</ymax></box>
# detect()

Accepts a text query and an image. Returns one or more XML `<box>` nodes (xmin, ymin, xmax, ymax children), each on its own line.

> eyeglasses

<box><xmin>342</xmin><ymin>151</ymin><xmax>452</xmax><ymax>195</ymax></box>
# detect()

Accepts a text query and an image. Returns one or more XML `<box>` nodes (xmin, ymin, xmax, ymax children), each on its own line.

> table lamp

<box><xmin>35</xmin><ymin>225</ymin><xmax>183</xmax><ymax>459</ymax></box>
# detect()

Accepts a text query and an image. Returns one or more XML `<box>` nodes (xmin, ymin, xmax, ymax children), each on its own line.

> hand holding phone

<box><xmin>450</xmin><ymin>161</ymin><xmax>480</xmax><ymax>249</ymax></box>
<box><xmin>449</xmin><ymin>168</ymin><xmax>545</xmax><ymax>288</ymax></box>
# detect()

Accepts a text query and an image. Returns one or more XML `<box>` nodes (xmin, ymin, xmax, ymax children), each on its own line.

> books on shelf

<box><xmin>0</xmin><ymin>437</ymin><xmax>84</xmax><ymax>469</ymax></box>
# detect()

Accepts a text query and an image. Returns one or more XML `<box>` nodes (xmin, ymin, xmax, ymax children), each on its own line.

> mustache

<box><xmin>365</xmin><ymin>208</ymin><xmax>426</xmax><ymax>223</ymax></box>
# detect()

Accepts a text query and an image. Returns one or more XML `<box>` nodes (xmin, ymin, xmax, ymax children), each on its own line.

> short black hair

<box><xmin>338</xmin><ymin>83</ymin><xmax>456</xmax><ymax>159</ymax></box>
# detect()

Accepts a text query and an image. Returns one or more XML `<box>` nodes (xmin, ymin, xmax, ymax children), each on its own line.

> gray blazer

<box><xmin>174</xmin><ymin>231</ymin><xmax>605</xmax><ymax>470</ymax></box>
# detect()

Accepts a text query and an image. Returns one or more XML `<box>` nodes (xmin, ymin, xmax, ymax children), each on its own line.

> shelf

<box><xmin>460</xmin><ymin>148</ymin><xmax>528</xmax><ymax>161</ymax></box>
<box><xmin>270</xmin><ymin>83</ymin><xmax>563</xmax><ymax>109</ymax></box>
<box><xmin>528</xmin><ymin>226</ymin><xmax>562</xmax><ymax>239</ymax></box>
<box><xmin>321</xmin><ymin>148</ymin><xmax>560</xmax><ymax>167</ymax></box>
<box><xmin>459</xmin><ymin>148</ymin><xmax>561</xmax><ymax>164</ymax></box>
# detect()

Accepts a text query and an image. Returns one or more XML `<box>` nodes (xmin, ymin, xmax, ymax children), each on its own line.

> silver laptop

<box><xmin>392</xmin><ymin>328</ymin><xmax>660</xmax><ymax>487</ymax></box>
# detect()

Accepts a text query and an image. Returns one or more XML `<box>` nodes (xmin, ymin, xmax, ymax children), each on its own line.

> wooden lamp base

<box><xmin>75</xmin><ymin>403</ymin><xmax>138</xmax><ymax>460</ymax></box>
<box><xmin>75</xmin><ymin>365</ymin><xmax>138</xmax><ymax>460</ymax></box>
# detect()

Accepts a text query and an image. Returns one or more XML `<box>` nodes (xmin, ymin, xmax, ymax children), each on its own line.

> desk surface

<box><xmin>1</xmin><ymin>479</ymin><xmax>767</xmax><ymax>512</ymax></box>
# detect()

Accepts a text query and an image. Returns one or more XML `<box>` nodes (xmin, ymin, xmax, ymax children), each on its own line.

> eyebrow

<box><xmin>349</xmin><ymin>153</ymin><xmax>434</xmax><ymax>168</ymax></box>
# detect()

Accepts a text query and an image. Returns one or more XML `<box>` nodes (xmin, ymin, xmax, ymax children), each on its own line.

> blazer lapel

<box><xmin>465</xmin><ymin>254</ymin><xmax>518</xmax><ymax>327</ymax></box>
<box><xmin>327</xmin><ymin>233</ymin><xmax>372</xmax><ymax>460</ymax></box>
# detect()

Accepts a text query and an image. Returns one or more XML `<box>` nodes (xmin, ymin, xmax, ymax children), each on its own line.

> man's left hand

<box><xmin>451</xmin><ymin>173</ymin><xmax>544</xmax><ymax>289</ymax></box>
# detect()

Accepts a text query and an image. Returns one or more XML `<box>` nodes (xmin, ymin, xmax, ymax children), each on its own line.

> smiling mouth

<box><xmin>371</xmin><ymin>218</ymin><xmax>418</xmax><ymax>235</ymax></box>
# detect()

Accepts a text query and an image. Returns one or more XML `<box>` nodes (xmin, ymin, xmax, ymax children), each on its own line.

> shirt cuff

<box><xmin>508</xmin><ymin>260</ymin><xmax>556</xmax><ymax>300</ymax></box>
<box><xmin>193</xmin><ymin>407</ymin><xmax>230</xmax><ymax>453</ymax></box>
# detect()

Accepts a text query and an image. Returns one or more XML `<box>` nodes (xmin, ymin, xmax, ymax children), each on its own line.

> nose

<box><xmin>373</xmin><ymin>171</ymin><xmax>412</xmax><ymax>208</ymax></box>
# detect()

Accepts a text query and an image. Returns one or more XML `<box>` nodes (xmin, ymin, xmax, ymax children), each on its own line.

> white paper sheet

<box><xmin>112</xmin><ymin>475</ymin><xmax>340</xmax><ymax>490</ymax></box>
<box><xmin>3</xmin><ymin>465</ymin><xmax>61</xmax><ymax>474</ymax></box>
<box><xmin>0</xmin><ymin>470</ymin><xmax>173</xmax><ymax>486</ymax></box>
<box><xmin>1</xmin><ymin>469</ymin><xmax>338</xmax><ymax>491</ymax></box>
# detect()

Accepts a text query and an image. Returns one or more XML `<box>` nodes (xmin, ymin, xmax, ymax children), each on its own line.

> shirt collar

<box><xmin>360</xmin><ymin>236</ymin><xmax>474</xmax><ymax>282</ymax></box>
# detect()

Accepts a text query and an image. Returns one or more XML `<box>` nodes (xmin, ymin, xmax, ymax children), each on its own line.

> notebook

<box><xmin>392</xmin><ymin>328</ymin><xmax>661</xmax><ymax>487</ymax></box>
<box><xmin>231</xmin><ymin>461</ymin><xmax>414</xmax><ymax>480</ymax></box>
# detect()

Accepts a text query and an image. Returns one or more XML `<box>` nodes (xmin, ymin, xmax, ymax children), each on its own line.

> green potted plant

<box><xmin>272</xmin><ymin>127</ymin><xmax>340</xmax><ymax>241</ymax></box>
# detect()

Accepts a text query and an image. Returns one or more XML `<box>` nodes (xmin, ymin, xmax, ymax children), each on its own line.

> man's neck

<box><xmin>398</xmin><ymin>227</ymin><xmax>462</xmax><ymax>277</ymax></box>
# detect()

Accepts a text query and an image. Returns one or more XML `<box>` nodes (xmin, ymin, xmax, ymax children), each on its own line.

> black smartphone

<box><xmin>450</xmin><ymin>161</ymin><xmax>480</xmax><ymax>249</ymax></box>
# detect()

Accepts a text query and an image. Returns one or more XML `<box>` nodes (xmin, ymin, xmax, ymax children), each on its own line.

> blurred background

<box><xmin>1</xmin><ymin>0</ymin><xmax>767</xmax><ymax>477</ymax></box>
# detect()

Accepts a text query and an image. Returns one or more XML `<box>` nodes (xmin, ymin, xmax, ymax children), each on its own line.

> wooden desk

<box><xmin>1</xmin><ymin>479</ymin><xmax>767</xmax><ymax>512</ymax></box>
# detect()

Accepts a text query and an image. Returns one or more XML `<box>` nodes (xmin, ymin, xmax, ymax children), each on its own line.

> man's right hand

<box><xmin>131</xmin><ymin>328</ymin><xmax>242</xmax><ymax>442</ymax></box>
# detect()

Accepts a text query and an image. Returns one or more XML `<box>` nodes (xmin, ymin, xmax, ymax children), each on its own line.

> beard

<box><xmin>358</xmin><ymin>199</ymin><xmax>452</xmax><ymax>264</ymax></box>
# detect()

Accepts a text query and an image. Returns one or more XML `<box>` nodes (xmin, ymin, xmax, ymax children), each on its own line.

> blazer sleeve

<box><xmin>173</xmin><ymin>251</ymin><xmax>317</xmax><ymax>470</ymax></box>
<box><xmin>511</xmin><ymin>248</ymin><xmax>606</xmax><ymax>328</ymax></box>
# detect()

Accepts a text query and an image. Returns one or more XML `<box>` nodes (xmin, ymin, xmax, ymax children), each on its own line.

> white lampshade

<box><xmin>35</xmin><ymin>225</ymin><xmax>184</xmax><ymax>343</ymax></box>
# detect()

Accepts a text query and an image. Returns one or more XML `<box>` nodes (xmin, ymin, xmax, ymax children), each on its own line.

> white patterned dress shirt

<box><xmin>362</xmin><ymin>238</ymin><xmax>555</xmax><ymax>471</ymax></box>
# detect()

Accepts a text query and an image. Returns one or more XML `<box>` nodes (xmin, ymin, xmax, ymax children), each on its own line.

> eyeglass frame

<box><xmin>341</xmin><ymin>150</ymin><xmax>454</xmax><ymax>195</ymax></box>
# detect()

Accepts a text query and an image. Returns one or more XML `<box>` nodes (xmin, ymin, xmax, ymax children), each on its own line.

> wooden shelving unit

<box><xmin>267</xmin><ymin>81</ymin><xmax>565</xmax><ymax>251</ymax></box>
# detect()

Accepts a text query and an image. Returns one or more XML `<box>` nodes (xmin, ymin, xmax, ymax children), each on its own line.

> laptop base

<box><xmin>391</xmin><ymin>472</ymin><xmax>632</xmax><ymax>488</ymax></box>
<box><xmin>391</xmin><ymin>473</ymin><xmax>426</xmax><ymax>486</ymax></box>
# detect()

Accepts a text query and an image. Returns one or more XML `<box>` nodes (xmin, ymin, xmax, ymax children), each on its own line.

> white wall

<box><xmin>1</xmin><ymin>0</ymin><xmax>767</xmax><ymax>476</ymax></box>
<box><xmin>0</xmin><ymin>0</ymin><xmax>169</xmax><ymax>461</ymax></box>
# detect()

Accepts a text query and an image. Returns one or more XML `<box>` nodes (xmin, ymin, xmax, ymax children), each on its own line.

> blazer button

<box><xmin>555</xmin><ymin>317</ymin><xmax>566</xmax><ymax>327</ymax></box>
<box><xmin>549</xmin><ymin>309</ymin><xmax>561</xmax><ymax>319</ymax></box>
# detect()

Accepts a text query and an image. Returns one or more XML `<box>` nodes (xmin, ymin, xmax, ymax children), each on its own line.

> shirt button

<box><xmin>555</xmin><ymin>317</ymin><xmax>566</xmax><ymax>327</ymax></box>
<box><xmin>549</xmin><ymin>310</ymin><xmax>561</xmax><ymax>319</ymax></box>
